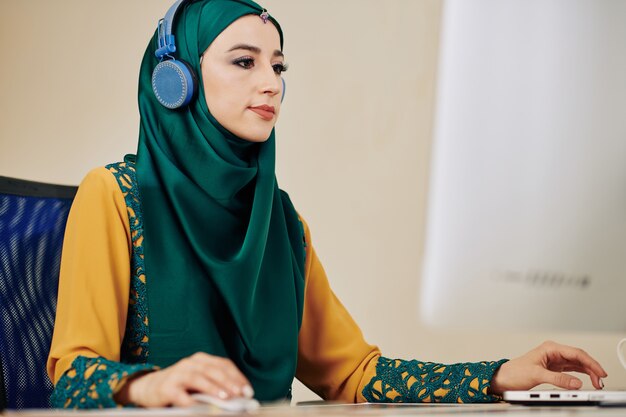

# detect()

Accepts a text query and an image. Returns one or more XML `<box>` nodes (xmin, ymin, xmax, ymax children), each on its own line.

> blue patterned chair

<box><xmin>0</xmin><ymin>176</ymin><xmax>77</xmax><ymax>409</ymax></box>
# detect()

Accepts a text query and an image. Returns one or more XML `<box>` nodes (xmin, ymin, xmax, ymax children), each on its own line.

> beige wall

<box><xmin>1</xmin><ymin>0</ymin><xmax>624</xmax><ymax>403</ymax></box>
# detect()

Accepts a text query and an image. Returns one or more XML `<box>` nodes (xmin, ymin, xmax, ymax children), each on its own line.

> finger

<box><xmin>152</xmin><ymin>376</ymin><xmax>195</xmax><ymax>408</ymax></box>
<box><xmin>552</xmin><ymin>355</ymin><xmax>607</xmax><ymax>379</ymax></box>
<box><xmin>199</xmin><ymin>354</ymin><xmax>251</xmax><ymax>387</ymax></box>
<box><xmin>539</xmin><ymin>369</ymin><xmax>583</xmax><ymax>390</ymax></box>
<box><xmin>163</xmin><ymin>358</ymin><xmax>235</xmax><ymax>399</ymax></box>
<box><xmin>160</xmin><ymin>370</ymin><xmax>232</xmax><ymax>406</ymax></box>
<box><xmin>169</xmin><ymin>389</ymin><xmax>195</xmax><ymax>408</ymax></box>
<box><xmin>194</xmin><ymin>365</ymin><xmax>237</xmax><ymax>397</ymax></box>
<box><xmin>216</xmin><ymin>358</ymin><xmax>252</xmax><ymax>390</ymax></box>
<box><xmin>548</xmin><ymin>343</ymin><xmax>608</xmax><ymax>378</ymax></box>
<box><xmin>191</xmin><ymin>354</ymin><xmax>252</xmax><ymax>397</ymax></box>
<box><xmin>556</xmin><ymin>364</ymin><xmax>601</xmax><ymax>376</ymax></box>
<box><xmin>549</xmin><ymin>365</ymin><xmax>604</xmax><ymax>390</ymax></box>
<box><xmin>183</xmin><ymin>369</ymin><xmax>234</xmax><ymax>399</ymax></box>
<box><xmin>591</xmin><ymin>376</ymin><xmax>604</xmax><ymax>390</ymax></box>
<box><xmin>203</xmin><ymin>365</ymin><xmax>251</xmax><ymax>398</ymax></box>
<box><xmin>180</xmin><ymin>357</ymin><xmax>244</xmax><ymax>398</ymax></box>
<box><xmin>548</xmin><ymin>360</ymin><xmax>607</xmax><ymax>387</ymax></box>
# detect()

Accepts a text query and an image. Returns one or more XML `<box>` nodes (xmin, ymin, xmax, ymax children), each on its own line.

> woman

<box><xmin>47</xmin><ymin>0</ymin><xmax>607</xmax><ymax>409</ymax></box>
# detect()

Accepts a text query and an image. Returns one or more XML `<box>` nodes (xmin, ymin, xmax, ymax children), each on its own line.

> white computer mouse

<box><xmin>191</xmin><ymin>393</ymin><xmax>260</xmax><ymax>412</ymax></box>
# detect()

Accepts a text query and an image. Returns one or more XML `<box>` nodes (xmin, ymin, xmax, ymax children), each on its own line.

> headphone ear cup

<box><xmin>281</xmin><ymin>78</ymin><xmax>286</xmax><ymax>103</ymax></box>
<box><xmin>152</xmin><ymin>59</ymin><xmax>197</xmax><ymax>109</ymax></box>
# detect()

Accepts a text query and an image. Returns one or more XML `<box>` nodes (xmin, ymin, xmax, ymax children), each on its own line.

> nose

<box><xmin>258</xmin><ymin>64</ymin><xmax>281</xmax><ymax>97</ymax></box>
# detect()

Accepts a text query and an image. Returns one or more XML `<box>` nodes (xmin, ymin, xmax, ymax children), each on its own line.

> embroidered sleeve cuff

<box><xmin>50</xmin><ymin>355</ymin><xmax>157</xmax><ymax>409</ymax></box>
<box><xmin>361</xmin><ymin>356</ymin><xmax>509</xmax><ymax>404</ymax></box>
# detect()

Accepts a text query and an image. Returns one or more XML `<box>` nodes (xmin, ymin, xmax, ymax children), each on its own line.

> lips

<box><xmin>248</xmin><ymin>105</ymin><xmax>275</xmax><ymax>121</ymax></box>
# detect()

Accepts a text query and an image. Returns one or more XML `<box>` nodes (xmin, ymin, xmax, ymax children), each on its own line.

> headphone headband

<box><xmin>155</xmin><ymin>0</ymin><xmax>189</xmax><ymax>59</ymax></box>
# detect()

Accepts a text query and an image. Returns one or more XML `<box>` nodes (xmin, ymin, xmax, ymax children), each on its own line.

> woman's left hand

<box><xmin>489</xmin><ymin>340</ymin><xmax>608</xmax><ymax>395</ymax></box>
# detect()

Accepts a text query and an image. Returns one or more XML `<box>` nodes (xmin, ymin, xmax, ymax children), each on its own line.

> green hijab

<box><xmin>134</xmin><ymin>0</ymin><xmax>305</xmax><ymax>401</ymax></box>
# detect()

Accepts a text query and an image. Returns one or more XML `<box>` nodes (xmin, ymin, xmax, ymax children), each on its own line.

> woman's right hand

<box><xmin>114</xmin><ymin>352</ymin><xmax>254</xmax><ymax>407</ymax></box>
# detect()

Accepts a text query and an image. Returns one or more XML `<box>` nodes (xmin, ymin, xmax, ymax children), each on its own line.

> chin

<box><xmin>225</xmin><ymin>116</ymin><xmax>276</xmax><ymax>142</ymax></box>
<box><xmin>236</xmin><ymin>127</ymin><xmax>274</xmax><ymax>143</ymax></box>
<box><xmin>236</xmin><ymin>133</ymin><xmax>270</xmax><ymax>143</ymax></box>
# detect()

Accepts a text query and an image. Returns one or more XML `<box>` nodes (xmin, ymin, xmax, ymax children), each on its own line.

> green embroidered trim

<box><xmin>50</xmin><ymin>356</ymin><xmax>154</xmax><ymax>409</ymax></box>
<box><xmin>361</xmin><ymin>357</ymin><xmax>508</xmax><ymax>403</ymax></box>
<box><xmin>106</xmin><ymin>159</ymin><xmax>149</xmax><ymax>364</ymax></box>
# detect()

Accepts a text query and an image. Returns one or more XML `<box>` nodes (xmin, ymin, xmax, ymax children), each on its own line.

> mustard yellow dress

<box><xmin>46</xmin><ymin>162</ymin><xmax>506</xmax><ymax>408</ymax></box>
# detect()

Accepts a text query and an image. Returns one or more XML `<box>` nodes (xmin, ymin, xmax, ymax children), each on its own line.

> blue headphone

<box><xmin>152</xmin><ymin>0</ymin><xmax>286</xmax><ymax>110</ymax></box>
<box><xmin>152</xmin><ymin>0</ymin><xmax>197</xmax><ymax>109</ymax></box>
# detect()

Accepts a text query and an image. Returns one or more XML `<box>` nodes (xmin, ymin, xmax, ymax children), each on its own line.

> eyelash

<box><xmin>232</xmin><ymin>56</ymin><xmax>289</xmax><ymax>75</ymax></box>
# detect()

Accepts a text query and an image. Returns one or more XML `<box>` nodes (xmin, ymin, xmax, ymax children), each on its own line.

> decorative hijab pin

<box><xmin>260</xmin><ymin>9</ymin><xmax>269</xmax><ymax>24</ymax></box>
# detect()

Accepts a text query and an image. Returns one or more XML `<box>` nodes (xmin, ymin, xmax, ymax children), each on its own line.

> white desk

<box><xmin>3</xmin><ymin>403</ymin><xmax>626</xmax><ymax>417</ymax></box>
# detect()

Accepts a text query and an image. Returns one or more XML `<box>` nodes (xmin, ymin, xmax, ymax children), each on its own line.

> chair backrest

<box><xmin>0</xmin><ymin>176</ymin><xmax>77</xmax><ymax>409</ymax></box>
<box><xmin>0</xmin><ymin>354</ymin><xmax>6</xmax><ymax>412</ymax></box>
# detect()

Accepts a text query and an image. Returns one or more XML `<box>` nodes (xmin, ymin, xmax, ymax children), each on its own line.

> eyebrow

<box><xmin>227</xmin><ymin>43</ymin><xmax>284</xmax><ymax>58</ymax></box>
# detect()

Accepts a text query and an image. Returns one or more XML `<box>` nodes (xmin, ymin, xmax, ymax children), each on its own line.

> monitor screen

<box><xmin>419</xmin><ymin>0</ymin><xmax>626</xmax><ymax>332</ymax></box>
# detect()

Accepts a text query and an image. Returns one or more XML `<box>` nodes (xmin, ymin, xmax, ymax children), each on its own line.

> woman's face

<box><xmin>201</xmin><ymin>14</ymin><xmax>286</xmax><ymax>142</ymax></box>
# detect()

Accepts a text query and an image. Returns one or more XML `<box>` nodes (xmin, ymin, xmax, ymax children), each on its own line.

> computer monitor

<box><xmin>419</xmin><ymin>0</ymin><xmax>626</xmax><ymax>332</ymax></box>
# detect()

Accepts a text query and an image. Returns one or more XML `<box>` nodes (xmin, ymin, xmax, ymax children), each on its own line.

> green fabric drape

<box><xmin>134</xmin><ymin>0</ymin><xmax>305</xmax><ymax>401</ymax></box>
